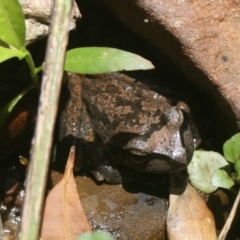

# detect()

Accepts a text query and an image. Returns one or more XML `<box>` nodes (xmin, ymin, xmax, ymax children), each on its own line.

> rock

<box><xmin>100</xmin><ymin>0</ymin><xmax>240</xmax><ymax>138</ymax></box>
<box><xmin>19</xmin><ymin>0</ymin><xmax>81</xmax><ymax>45</ymax></box>
<box><xmin>51</xmin><ymin>170</ymin><xmax>168</xmax><ymax>240</ymax></box>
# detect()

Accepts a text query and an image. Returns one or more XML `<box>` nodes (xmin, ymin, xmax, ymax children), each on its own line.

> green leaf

<box><xmin>65</xmin><ymin>47</ymin><xmax>155</xmax><ymax>74</ymax></box>
<box><xmin>0</xmin><ymin>46</ymin><xmax>27</xmax><ymax>63</ymax></box>
<box><xmin>77</xmin><ymin>231</ymin><xmax>115</xmax><ymax>240</ymax></box>
<box><xmin>212</xmin><ymin>169</ymin><xmax>235</xmax><ymax>190</ymax></box>
<box><xmin>223</xmin><ymin>133</ymin><xmax>240</xmax><ymax>164</ymax></box>
<box><xmin>0</xmin><ymin>84</ymin><xmax>34</xmax><ymax>130</ymax></box>
<box><xmin>187</xmin><ymin>150</ymin><xmax>231</xmax><ymax>193</ymax></box>
<box><xmin>0</xmin><ymin>0</ymin><xmax>26</xmax><ymax>49</ymax></box>
<box><xmin>234</xmin><ymin>160</ymin><xmax>240</xmax><ymax>180</ymax></box>
<box><xmin>231</xmin><ymin>172</ymin><xmax>240</xmax><ymax>186</ymax></box>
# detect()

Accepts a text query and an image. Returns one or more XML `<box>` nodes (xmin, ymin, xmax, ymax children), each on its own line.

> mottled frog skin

<box><xmin>59</xmin><ymin>73</ymin><xmax>195</xmax><ymax>183</ymax></box>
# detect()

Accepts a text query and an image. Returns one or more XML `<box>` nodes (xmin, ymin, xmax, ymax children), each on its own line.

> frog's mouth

<box><xmin>123</xmin><ymin>152</ymin><xmax>188</xmax><ymax>173</ymax></box>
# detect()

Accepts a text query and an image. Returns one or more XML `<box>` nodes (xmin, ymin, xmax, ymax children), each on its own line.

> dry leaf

<box><xmin>40</xmin><ymin>147</ymin><xmax>91</xmax><ymax>240</ymax></box>
<box><xmin>167</xmin><ymin>173</ymin><xmax>217</xmax><ymax>240</ymax></box>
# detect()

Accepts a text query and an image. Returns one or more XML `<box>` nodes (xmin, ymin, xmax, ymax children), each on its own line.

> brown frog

<box><xmin>59</xmin><ymin>73</ymin><xmax>196</xmax><ymax>183</ymax></box>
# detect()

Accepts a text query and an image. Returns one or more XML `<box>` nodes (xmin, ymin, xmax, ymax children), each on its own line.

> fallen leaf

<box><xmin>40</xmin><ymin>147</ymin><xmax>91</xmax><ymax>240</ymax></box>
<box><xmin>167</xmin><ymin>173</ymin><xmax>217</xmax><ymax>240</ymax></box>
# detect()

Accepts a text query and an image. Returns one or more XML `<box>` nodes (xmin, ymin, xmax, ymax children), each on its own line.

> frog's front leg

<box><xmin>76</xmin><ymin>141</ymin><xmax>122</xmax><ymax>184</ymax></box>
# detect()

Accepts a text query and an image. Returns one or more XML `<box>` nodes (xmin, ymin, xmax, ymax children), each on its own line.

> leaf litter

<box><xmin>167</xmin><ymin>173</ymin><xmax>217</xmax><ymax>240</ymax></box>
<box><xmin>40</xmin><ymin>147</ymin><xmax>91</xmax><ymax>240</ymax></box>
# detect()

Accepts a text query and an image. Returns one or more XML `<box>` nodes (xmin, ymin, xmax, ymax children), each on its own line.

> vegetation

<box><xmin>0</xmin><ymin>0</ymin><xmax>239</xmax><ymax>239</ymax></box>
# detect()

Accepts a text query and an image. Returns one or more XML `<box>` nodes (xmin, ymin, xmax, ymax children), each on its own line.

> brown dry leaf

<box><xmin>167</xmin><ymin>173</ymin><xmax>217</xmax><ymax>240</ymax></box>
<box><xmin>40</xmin><ymin>147</ymin><xmax>91</xmax><ymax>240</ymax></box>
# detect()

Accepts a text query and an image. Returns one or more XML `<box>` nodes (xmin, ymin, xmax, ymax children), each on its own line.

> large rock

<box><xmin>101</xmin><ymin>0</ymin><xmax>240</xmax><ymax>136</ymax></box>
<box><xmin>51</xmin><ymin>170</ymin><xmax>168</xmax><ymax>240</ymax></box>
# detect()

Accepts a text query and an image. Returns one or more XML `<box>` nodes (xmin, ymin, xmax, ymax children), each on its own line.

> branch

<box><xmin>18</xmin><ymin>0</ymin><xmax>74</xmax><ymax>239</ymax></box>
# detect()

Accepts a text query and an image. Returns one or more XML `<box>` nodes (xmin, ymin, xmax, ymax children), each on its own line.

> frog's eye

<box><xmin>124</xmin><ymin>136</ymin><xmax>149</xmax><ymax>155</ymax></box>
<box><xmin>127</xmin><ymin>148</ymin><xmax>148</xmax><ymax>156</ymax></box>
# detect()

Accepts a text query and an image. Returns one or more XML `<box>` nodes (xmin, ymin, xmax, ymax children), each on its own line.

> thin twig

<box><xmin>0</xmin><ymin>214</ymin><xmax>3</xmax><ymax>239</ymax></box>
<box><xmin>218</xmin><ymin>188</ymin><xmax>240</xmax><ymax>240</ymax></box>
<box><xmin>18</xmin><ymin>0</ymin><xmax>73</xmax><ymax>239</ymax></box>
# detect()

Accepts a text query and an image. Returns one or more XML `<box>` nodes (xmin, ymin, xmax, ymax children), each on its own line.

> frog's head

<box><xmin>123</xmin><ymin>107</ymin><xmax>195</xmax><ymax>173</ymax></box>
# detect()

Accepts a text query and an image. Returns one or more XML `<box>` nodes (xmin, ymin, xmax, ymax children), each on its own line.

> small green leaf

<box><xmin>234</xmin><ymin>160</ymin><xmax>240</xmax><ymax>180</ymax></box>
<box><xmin>0</xmin><ymin>0</ymin><xmax>26</xmax><ymax>48</ymax></box>
<box><xmin>77</xmin><ymin>231</ymin><xmax>115</xmax><ymax>240</ymax></box>
<box><xmin>0</xmin><ymin>84</ymin><xmax>34</xmax><ymax>130</ymax></box>
<box><xmin>223</xmin><ymin>133</ymin><xmax>240</xmax><ymax>164</ymax></box>
<box><xmin>188</xmin><ymin>150</ymin><xmax>231</xmax><ymax>193</ymax></box>
<box><xmin>212</xmin><ymin>169</ymin><xmax>235</xmax><ymax>190</ymax></box>
<box><xmin>231</xmin><ymin>172</ymin><xmax>240</xmax><ymax>186</ymax></box>
<box><xmin>0</xmin><ymin>46</ymin><xmax>27</xmax><ymax>63</ymax></box>
<box><xmin>65</xmin><ymin>47</ymin><xmax>155</xmax><ymax>74</ymax></box>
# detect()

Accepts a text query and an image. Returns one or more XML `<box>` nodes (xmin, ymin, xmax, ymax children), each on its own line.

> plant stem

<box><xmin>0</xmin><ymin>83</ymin><xmax>35</xmax><ymax>130</ymax></box>
<box><xmin>18</xmin><ymin>0</ymin><xmax>74</xmax><ymax>239</ymax></box>
<box><xmin>24</xmin><ymin>51</ymin><xmax>39</xmax><ymax>86</ymax></box>
<box><xmin>35</xmin><ymin>65</ymin><xmax>43</xmax><ymax>75</ymax></box>
<box><xmin>218</xmin><ymin>188</ymin><xmax>240</xmax><ymax>240</ymax></box>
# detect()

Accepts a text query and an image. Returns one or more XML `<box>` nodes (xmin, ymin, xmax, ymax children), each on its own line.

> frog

<box><xmin>59</xmin><ymin>72</ymin><xmax>197</xmax><ymax>183</ymax></box>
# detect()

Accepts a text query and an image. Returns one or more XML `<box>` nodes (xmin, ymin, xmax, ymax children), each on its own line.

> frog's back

<box><xmin>81</xmin><ymin>73</ymin><xmax>171</xmax><ymax>143</ymax></box>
